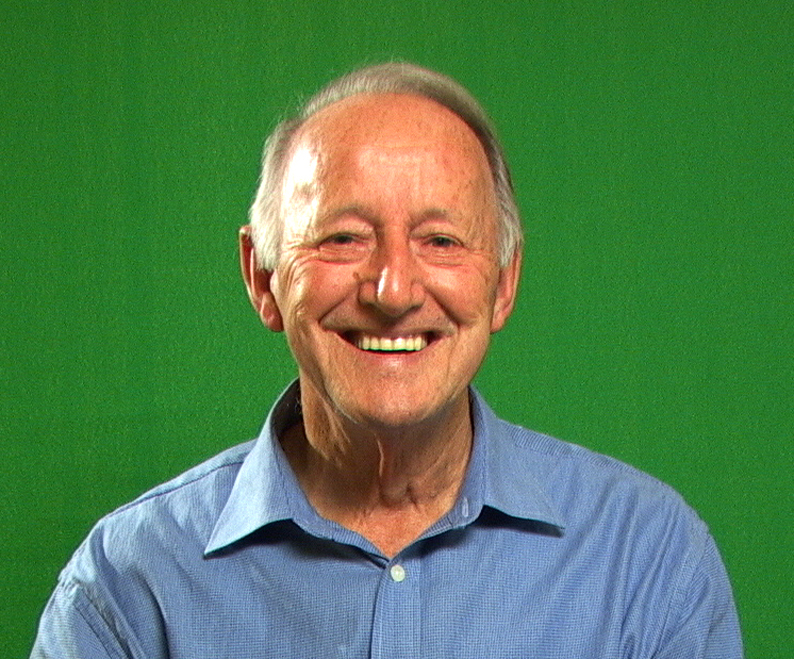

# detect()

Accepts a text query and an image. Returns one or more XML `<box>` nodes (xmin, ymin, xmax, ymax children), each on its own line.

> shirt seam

<box><xmin>657</xmin><ymin>515</ymin><xmax>711</xmax><ymax>650</ymax></box>
<box><xmin>67</xmin><ymin>578</ymin><xmax>136</xmax><ymax>659</ymax></box>
<box><xmin>503</xmin><ymin>420</ymin><xmax>688</xmax><ymax>503</ymax></box>
<box><xmin>103</xmin><ymin>448</ymin><xmax>250</xmax><ymax>522</ymax></box>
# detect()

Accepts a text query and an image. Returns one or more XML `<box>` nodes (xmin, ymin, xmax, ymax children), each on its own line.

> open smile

<box><xmin>341</xmin><ymin>332</ymin><xmax>433</xmax><ymax>352</ymax></box>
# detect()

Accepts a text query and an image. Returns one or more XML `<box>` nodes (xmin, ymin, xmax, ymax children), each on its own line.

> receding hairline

<box><xmin>288</xmin><ymin>91</ymin><xmax>497</xmax><ymax>173</ymax></box>
<box><xmin>249</xmin><ymin>61</ymin><xmax>523</xmax><ymax>269</ymax></box>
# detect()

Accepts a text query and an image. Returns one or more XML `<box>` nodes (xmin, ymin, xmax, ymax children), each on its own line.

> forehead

<box><xmin>288</xmin><ymin>93</ymin><xmax>494</xmax><ymax>194</ymax></box>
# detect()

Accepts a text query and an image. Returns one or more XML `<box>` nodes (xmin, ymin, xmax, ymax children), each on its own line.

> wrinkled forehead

<box><xmin>282</xmin><ymin>93</ymin><xmax>497</xmax><ymax>213</ymax></box>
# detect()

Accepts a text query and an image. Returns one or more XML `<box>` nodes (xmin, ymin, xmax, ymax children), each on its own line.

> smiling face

<box><xmin>244</xmin><ymin>93</ymin><xmax>520</xmax><ymax>433</ymax></box>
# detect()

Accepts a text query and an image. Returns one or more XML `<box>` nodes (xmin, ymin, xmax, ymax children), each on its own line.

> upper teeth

<box><xmin>357</xmin><ymin>335</ymin><xmax>427</xmax><ymax>352</ymax></box>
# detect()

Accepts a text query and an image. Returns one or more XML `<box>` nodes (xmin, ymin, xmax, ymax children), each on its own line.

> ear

<box><xmin>490</xmin><ymin>249</ymin><xmax>522</xmax><ymax>333</ymax></box>
<box><xmin>239</xmin><ymin>225</ymin><xmax>284</xmax><ymax>332</ymax></box>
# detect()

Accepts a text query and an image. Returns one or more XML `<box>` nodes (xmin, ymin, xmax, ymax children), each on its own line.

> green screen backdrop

<box><xmin>2</xmin><ymin>2</ymin><xmax>791</xmax><ymax>657</ymax></box>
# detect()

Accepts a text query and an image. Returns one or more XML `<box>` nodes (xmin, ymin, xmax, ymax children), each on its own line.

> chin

<box><xmin>333</xmin><ymin>383</ymin><xmax>463</xmax><ymax>433</ymax></box>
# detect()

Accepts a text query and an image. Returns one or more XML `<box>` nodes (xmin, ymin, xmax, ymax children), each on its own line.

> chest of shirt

<box><xmin>113</xmin><ymin>520</ymin><xmax>667</xmax><ymax>659</ymax></box>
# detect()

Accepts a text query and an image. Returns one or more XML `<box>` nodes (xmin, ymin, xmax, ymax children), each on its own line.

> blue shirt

<box><xmin>32</xmin><ymin>382</ymin><xmax>743</xmax><ymax>658</ymax></box>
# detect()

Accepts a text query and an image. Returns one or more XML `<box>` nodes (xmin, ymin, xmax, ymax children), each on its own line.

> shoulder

<box><xmin>492</xmin><ymin>417</ymin><xmax>712</xmax><ymax>559</ymax></box>
<box><xmin>111</xmin><ymin>440</ymin><xmax>254</xmax><ymax>520</ymax></box>
<box><xmin>489</xmin><ymin>419</ymin><xmax>737</xmax><ymax>641</ymax></box>
<box><xmin>61</xmin><ymin>440</ymin><xmax>255</xmax><ymax>585</ymax></box>
<box><xmin>474</xmin><ymin>391</ymin><xmax>695</xmax><ymax>524</ymax></box>
<box><xmin>501</xmin><ymin>417</ymin><xmax>695</xmax><ymax>499</ymax></box>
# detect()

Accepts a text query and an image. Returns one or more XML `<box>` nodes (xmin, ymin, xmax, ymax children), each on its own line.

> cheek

<box><xmin>427</xmin><ymin>265</ymin><xmax>499</xmax><ymax>325</ymax></box>
<box><xmin>279</xmin><ymin>259</ymin><xmax>356</xmax><ymax>324</ymax></box>
<box><xmin>309</xmin><ymin>261</ymin><xmax>357</xmax><ymax>301</ymax></box>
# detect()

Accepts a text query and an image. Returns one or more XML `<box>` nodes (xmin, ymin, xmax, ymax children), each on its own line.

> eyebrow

<box><xmin>318</xmin><ymin>204</ymin><xmax>378</xmax><ymax>225</ymax></box>
<box><xmin>318</xmin><ymin>205</ymin><xmax>455</xmax><ymax>227</ymax></box>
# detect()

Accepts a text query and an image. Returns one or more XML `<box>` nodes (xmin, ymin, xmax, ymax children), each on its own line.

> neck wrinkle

<box><xmin>281</xmin><ymin>389</ymin><xmax>474</xmax><ymax>536</ymax></box>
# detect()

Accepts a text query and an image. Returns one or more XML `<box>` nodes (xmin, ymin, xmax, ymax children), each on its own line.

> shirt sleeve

<box><xmin>30</xmin><ymin>580</ymin><xmax>132</xmax><ymax>659</ymax></box>
<box><xmin>656</xmin><ymin>532</ymin><xmax>744</xmax><ymax>659</ymax></box>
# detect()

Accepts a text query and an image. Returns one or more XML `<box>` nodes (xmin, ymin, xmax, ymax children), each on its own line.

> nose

<box><xmin>358</xmin><ymin>235</ymin><xmax>425</xmax><ymax>317</ymax></box>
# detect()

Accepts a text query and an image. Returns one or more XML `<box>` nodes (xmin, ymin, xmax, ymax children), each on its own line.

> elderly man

<box><xmin>32</xmin><ymin>63</ymin><xmax>742</xmax><ymax>658</ymax></box>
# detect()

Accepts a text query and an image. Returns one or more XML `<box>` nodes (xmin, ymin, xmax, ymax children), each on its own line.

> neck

<box><xmin>281</xmin><ymin>388</ymin><xmax>473</xmax><ymax>557</ymax></box>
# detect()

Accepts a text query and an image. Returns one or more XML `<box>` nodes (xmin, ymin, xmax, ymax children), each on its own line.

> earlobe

<box><xmin>490</xmin><ymin>251</ymin><xmax>522</xmax><ymax>333</ymax></box>
<box><xmin>239</xmin><ymin>225</ymin><xmax>284</xmax><ymax>332</ymax></box>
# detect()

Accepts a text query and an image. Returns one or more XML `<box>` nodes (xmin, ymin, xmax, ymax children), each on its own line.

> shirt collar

<box><xmin>205</xmin><ymin>381</ymin><xmax>309</xmax><ymax>554</ymax></box>
<box><xmin>468</xmin><ymin>388</ymin><xmax>565</xmax><ymax>529</ymax></box>
<box><xmin>206</xmin><ymin>382</ymin><xmax>563</xmax><ymax>554</ymax></box>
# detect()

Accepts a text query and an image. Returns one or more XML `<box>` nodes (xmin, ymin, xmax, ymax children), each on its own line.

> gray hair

<box><xmin>248</xmin><ymin>62</ymin><xmax>522</xmax><ymax>269</ymax></box>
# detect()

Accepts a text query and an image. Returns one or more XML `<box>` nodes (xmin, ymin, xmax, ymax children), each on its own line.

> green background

<box><xmin>2</xmin><ymin>2</ymin><xmax>791</xmax><ymax>656</ymax></box>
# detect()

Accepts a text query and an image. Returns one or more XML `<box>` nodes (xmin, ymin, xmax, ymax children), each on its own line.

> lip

<box><xmin>358</xmin><ymin>333</ymin><xmax>427</xmax><ymax>352</ymax></box>
<box><xmin>338</xmin><ymin>330</ymin><xmax>440</xmax><ymax>353</ymax></box>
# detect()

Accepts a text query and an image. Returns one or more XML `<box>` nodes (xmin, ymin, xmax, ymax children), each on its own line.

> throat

<box><xmin>280</xmin><ymin>410</ymin><xmax>473</xmax><ymax>556</ymax></box>
<box><xmin>344</xmin><ymin>506</ymin><xmax>450</xmax><ymax>558</ymax></box>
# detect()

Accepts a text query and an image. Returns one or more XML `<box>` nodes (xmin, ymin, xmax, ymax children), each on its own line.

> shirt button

<box><xmin>460</xmin><ymin>496</ymin><xmax>470</xmax><ymax>518</ymax></box>
<box><xmin>390</xmin><ymin>564</ymin><xmax>406</xmax><ymax>582</ymax></box>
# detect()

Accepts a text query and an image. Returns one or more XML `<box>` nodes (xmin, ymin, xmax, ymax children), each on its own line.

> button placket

<box><xmin>370</xmin><ymin>557</ymin><xmax>420</xmax><ymax>658</ymax></box>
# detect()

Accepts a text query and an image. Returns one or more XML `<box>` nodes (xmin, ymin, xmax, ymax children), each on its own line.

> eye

<box><xmin>426</xmin><ymin>235</ymin><xmax>459</xmax><ymax>249</ymax></box>
<box><xmin>326</xmin><ymin>233</ymin><xmax>357</xmax><ymax>245</ymax></box>
<box><xmin>317</xmin><ymin>231</ymin><xmax>370</xmax><ymax>262</ymax></box>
